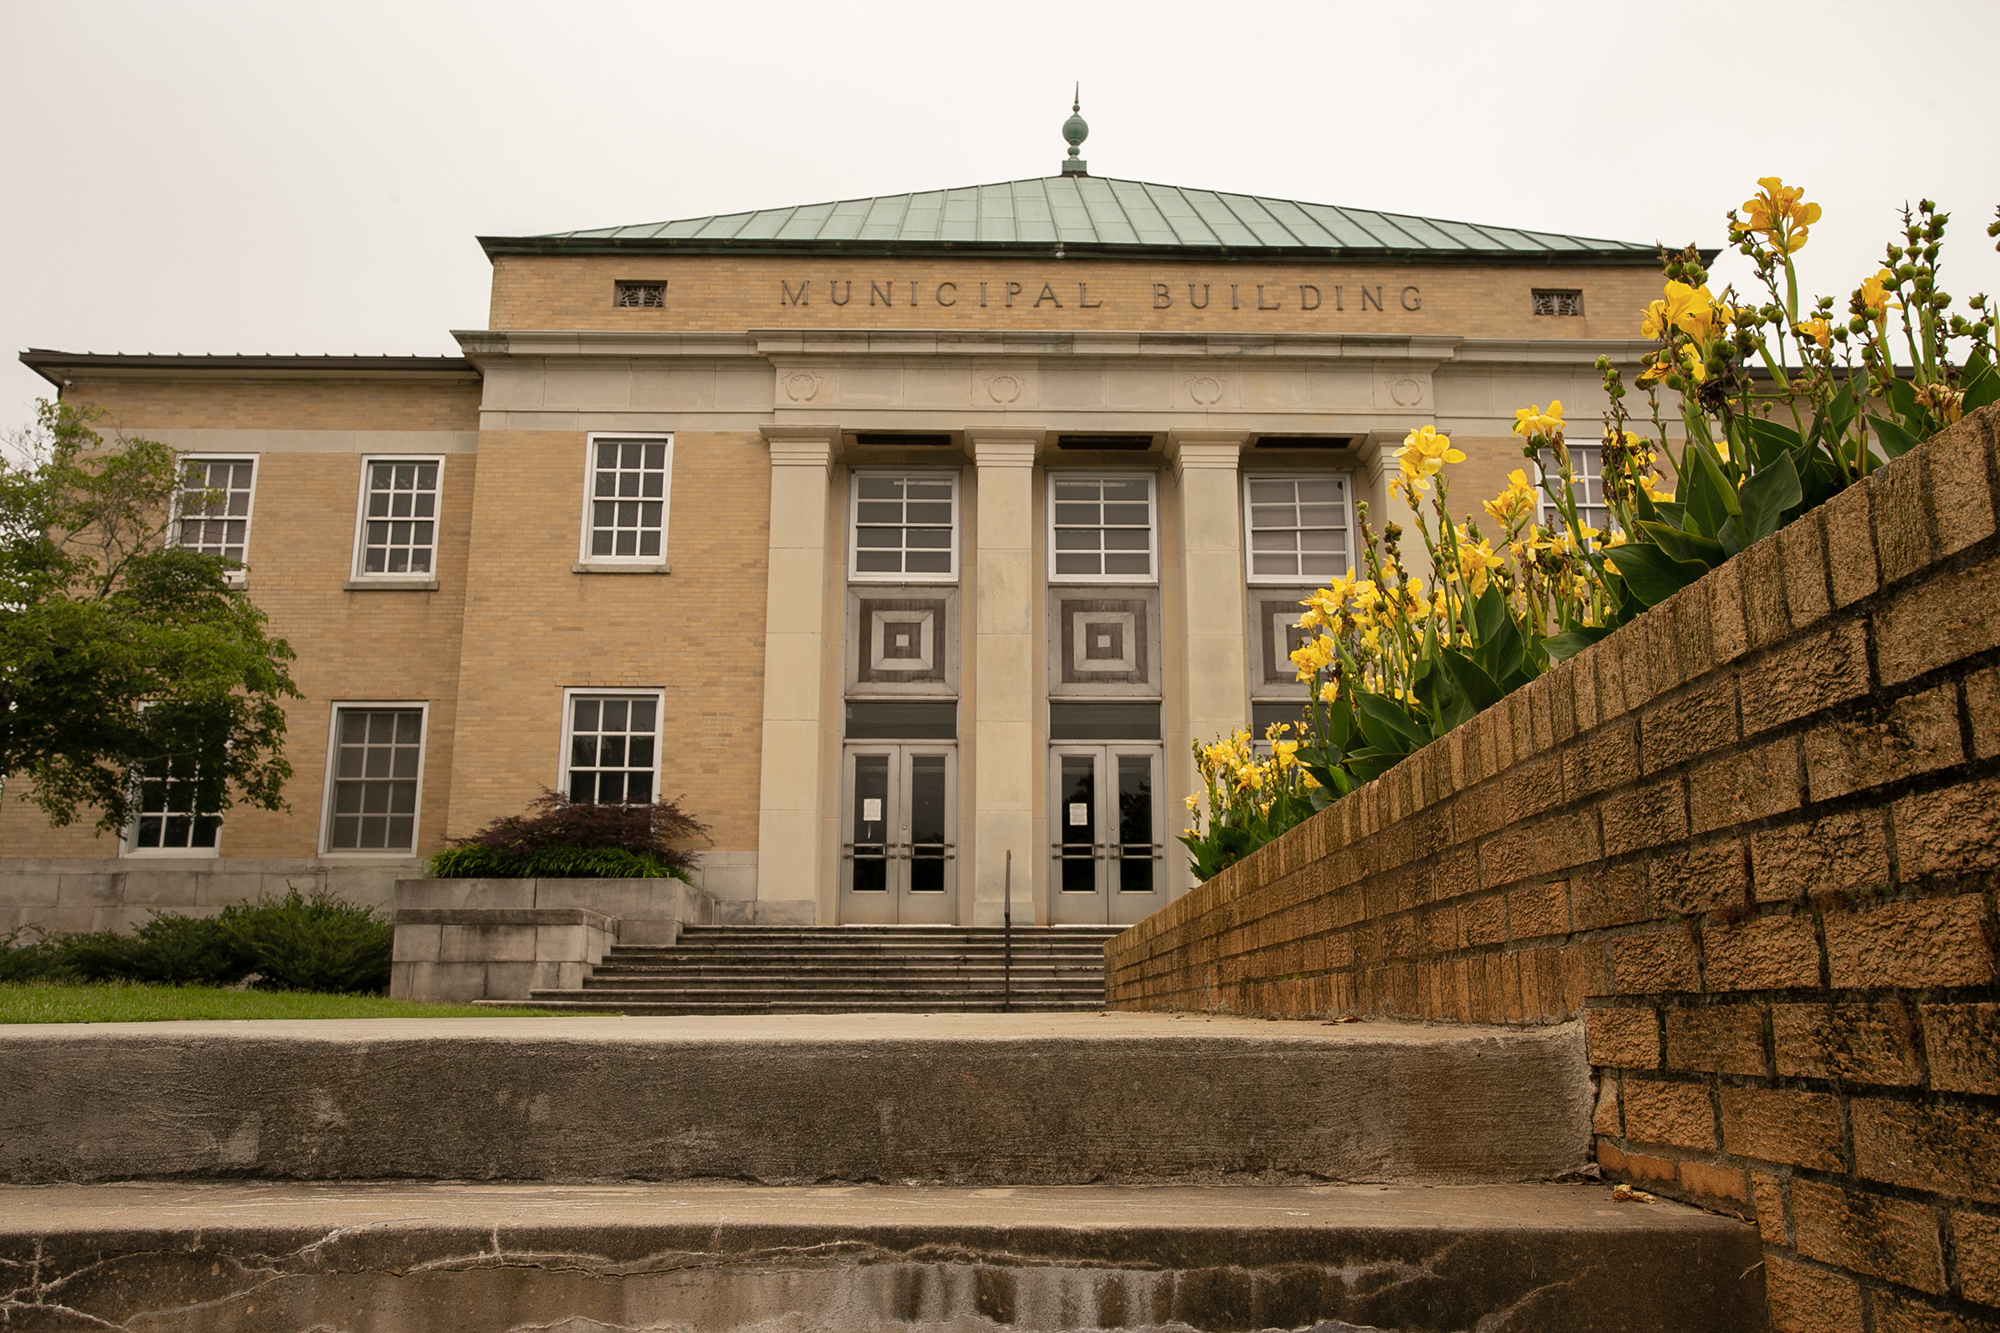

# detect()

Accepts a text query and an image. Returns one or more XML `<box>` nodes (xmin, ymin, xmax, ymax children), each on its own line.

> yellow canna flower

<box><xmin>1798</xmin><ymin>317</ymin><xmax>1832</xmax><ymax>350</ymax></box>
<box><xmin>1640</xmin><ymin>471</ymin><xmax>1675</xmax><ymax>502</ymax></box>
<box><xmin>1512</xmin><ymin>401</ymin><xmax>1565</xmax><ymax>441</ymax></box>
<box><xmin>1395</xmin><ymin>425</ymin><xmax>1464</xmax><ymax>494</ymax></box>
<box><xmin>1735</xmin><ymin>177</ymin><xmax>1822</xmax><ymax>253</ymax></box>
<box><xmin>1455</xmin><ymin>539</ymin><xmax>1505</xmax><ymax>596</ymax></box>
<box><xmin>1859</xmin><ymin>268</ymin><xmax>1900</xmax><ymax>315</ymax></box>
<box><xmin>1184</xmin><ymin>794</ymin><xmax>1200</xmax><ymax>812</ymax></box>
<box><xmin>1318</xmin><ymin>680</ymin><xmax>1340</xmax><ymax>703</ymax></box>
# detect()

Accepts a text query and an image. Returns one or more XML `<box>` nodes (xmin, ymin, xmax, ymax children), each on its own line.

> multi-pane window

<box><xmin>1244</xmin><ymin>473</ymin><xmax>1351</xmax><ymax>582</ymax></box>
<box><xmin>851</xmin><ymin>472</ymin><xmax>957</xmax><ymax>580</ymax></box>
<box><xmin>1533</xmin><ymin>289</ymin><xmax>1584</xmax><ymax>317</ymax></box>
<box><xmin>130</xmin><ymin>753</ymin><xmax>221</xmax><ymax>853</ymax></box>
<box><xmin>176</xmin><ymin>457</ymin><xmax>255</xmax><ymax>572</ymax></box>
<box><xmin>1049</xmin><ymin>475</ymin><xmax>1155</xmax><ymax>581</ymax></box>
<box><xmin>585</xmin><ymin>436</ymin><xmax>671</xmax><ymax>560</ymax></box>
<box><xmin>324</xmin><ymin>707</ymin><xmax>424</xmax><ymax>852</ymax></box>
<box><xmin>355</xmin><ymin>459</ymin><xmax>441</xmax><ymax>577</ymax></box>
<box><xmin>566</xmin><ymin>694</ymin><xmax>660</xmax><ymax>804</ymax></box>
<box><xmin>1538</xmin><ymin>444</ymin><xmax>1611</xmax><ymax>534</ymax></box>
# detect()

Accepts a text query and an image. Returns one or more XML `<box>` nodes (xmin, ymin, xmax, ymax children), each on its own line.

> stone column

<box><xmin>1168</xmin><ymin>432</ymin><xmax>1251</xmax><ymax>871</ymax></box>
<box><xmin>752</xmin><ymin>428</ymin><xmax>838</xmax><ymax>921</ymax></box>
<box><xmin>967</xmin><ymin>430</ymin><xmax>1040</xmax><ymax>926</ymax></box>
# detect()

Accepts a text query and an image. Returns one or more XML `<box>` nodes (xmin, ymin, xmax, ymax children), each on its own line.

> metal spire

<box><xmin>1060</xmin><ymin>85</ymin><xmax>1089</xmax><ymax>176</ymax></box>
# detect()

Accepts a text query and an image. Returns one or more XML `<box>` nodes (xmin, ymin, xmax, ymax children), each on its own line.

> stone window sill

<box><xmin>574</xmin><ymin>562</ymin><xmax>671</xmax><ymax>575</ymax></box>
<box><xmin>343</xmin><ymin>579</ymin><xmax>440</xmax><ymax>591</ymax></box>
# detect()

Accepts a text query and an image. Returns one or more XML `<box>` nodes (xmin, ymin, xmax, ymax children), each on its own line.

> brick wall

<box><xmin>1106</xmin><ymin>407</ymin><xmax>2000</xmax><ymax>1332</ymax></box>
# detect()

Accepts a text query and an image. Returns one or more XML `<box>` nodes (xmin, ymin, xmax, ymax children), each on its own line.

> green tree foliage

<box><xmin>0</xmin><ymin>401</ymin><xmax>298</xmax><ymax>832</ymax></box>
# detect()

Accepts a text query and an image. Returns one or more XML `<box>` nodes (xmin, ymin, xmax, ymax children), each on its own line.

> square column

<box><xmin>1168</xmin><ymin>433</ymin><xmax>1251</xmax><ymax>865</ymax></box>
<box><xmin>753</xmin><ymin>428</ymin><xmax>838</xmax><ymax>921</ymax></box>
<box><xmin>967</xmin><ymin>431</ymin><xmax>1039</xmax><ymax>926</ymax></box>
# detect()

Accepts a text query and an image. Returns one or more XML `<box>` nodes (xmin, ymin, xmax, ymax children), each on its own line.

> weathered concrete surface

<box><xmin>0</xmin><ymin>1180</ymin><xmax>1767</xmax><ymax>1332</ymax></box>
<box><xmin>0</xmin><ymin>1014</ymin><xmax>1593</xmax><ymax>1186</ymax></box>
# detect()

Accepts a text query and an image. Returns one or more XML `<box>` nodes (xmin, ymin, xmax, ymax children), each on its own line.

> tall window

<box><xmin>583</xmin><ymin>435</ymin><xmax>672</xmax><ymax>562</ymax></box>
<box><xmin>128</xmin><ymin>753</ymin><xmax>222</xmax><ymax>854</ymax></box>
<box><xmin>176</xmin><ymin>457</ymin><xmax>256</xmax><ymax>575</ymax></box>
<box><xmin>564</xmin><ymin>693</ymin><xmax>661</xmax><ymax>804</ymax></box>
<box><xmin>1049</xmin><ymin>474</ymin><xmax>1156</xmax><ymax>582</ymax></box>
<box><xmin>1537</xmin><ymin>444</ymin><xmax>1611</xmax><ymax>534</ymax></box>
<box><xmin>850</xmin><ymin>471</ymin><xmax>958</xmax><ymax>581</ymax></box>
<box><xmin>1244</xmin><ymin>473</ymin><xmax>1351</xmax><ymax>583</ymax></box>
<box><xmin>323</xmin><ymin>706</ymin><xmax>425</xmax><ymax>853</ymax></box>
<box><xmin>353</xmin><ymin>458</ymin><xmax>442</xmax><ymax>578</ymax></box>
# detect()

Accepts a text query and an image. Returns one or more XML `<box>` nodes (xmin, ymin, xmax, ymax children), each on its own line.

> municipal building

<box><xmin>4</xmin><ymin>113</ymin><xmax>1664</xmax><ymax>933</ymax></box>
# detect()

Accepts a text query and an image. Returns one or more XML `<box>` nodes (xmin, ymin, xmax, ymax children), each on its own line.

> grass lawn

<box><xmin>0</xmin><ymin>981</ymin><xmax>560</xmax><ymax>1023</ymax></box>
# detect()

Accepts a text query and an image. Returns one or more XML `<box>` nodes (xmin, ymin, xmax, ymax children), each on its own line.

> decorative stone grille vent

<box><xmin>614</xmin><ymin>281</ymin><xmax>666</xmax><ymax>308</ymax></box>
<box><xmin>1532</xmin><ymin>289</ymin><xmax>1584</xmax><ymax>317</ymax></box>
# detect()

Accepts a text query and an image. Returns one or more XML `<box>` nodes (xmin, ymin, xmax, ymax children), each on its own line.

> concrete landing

<box><xmin>0</xmin><ymin>1180</ymin><xmax>1768</xmax><ymax>1332</ymax></box>
<box><xmin>0</xmin><ymin>1013</ymin><xmax>1593</xmax><ymax>1187</ymax></box>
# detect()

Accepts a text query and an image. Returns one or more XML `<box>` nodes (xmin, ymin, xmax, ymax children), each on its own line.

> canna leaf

<box><xmin>1747</xmin><ymin>417</ymin><xmax>1803</xmax><ymax>470</ymax></box>
<box><xmin>1355</xmin><ymin>691</ymin><xmax>1429</xmax><ymax>752</ymax></box>
<box><xmin>1544</xmin><ymin>624</ymin><xmax>1613</xmax><ymax>662</ymax></box>
<box><xmin>1473</xmin><ymin>584</ymin><xmax>1509</xmax><ymax>645</ymax></box>
<box><xmin>1735</xmin><ymin>452</ymin><xmax>1803</xmax><ymax>548</ymax></box>
<box><xmin>1638</xmin><ymin>519</ymin><xmax>1727</xmax><ymax>568</ymax></box>
<box><xmin>1960</xmin><ymin>352</ymin><xmax>1998</xmax><ymax>413</ymax></box>
<box><xmin>1868</xmin><ymin>413</ymin><xmax>1924</xmax><ymax>459</ymax></box>
<box><xmin>1440</xmin><ymin>647</ymin><xmax>1505</xmax><ymax>711</ymax></box>
<box><xmin>1602</xmin><ymin>543</ymin><xmax>1707</xmax><ymax>607</ymax></box>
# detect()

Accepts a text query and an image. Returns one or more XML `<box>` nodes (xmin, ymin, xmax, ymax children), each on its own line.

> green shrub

<box><xmin>431</xmin><ymin>787</ymin><xmax>708</xmax><ymax>881</ymax></box>
<box><xmin>0</xmin><ymin>927</ymin><xmax>77</xmax><ymax>983</ymax></box>
<box><xmin>64</xmin><ymin>912</ymin><xmax>253</xmax><ymax>985</ymax></box>
<box><xmin>217</xmin><ymin>888</ymin><xmax>391</xmax><ymax>994</ymax></box>
<box><xmin>428</xmin><ymin>844</ymin><xmax>687</xmax><ymax>881</ymax></box>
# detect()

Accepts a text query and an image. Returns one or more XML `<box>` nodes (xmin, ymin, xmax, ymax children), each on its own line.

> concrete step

<box><xmin>0</xmin><ymin>1180</ymin><xmax>1769</xmax><ymax>1332</ymax></box>
<box><xmin>578</xmin><ymin>969</ymin><xmax>1104</xmax><ymax>985</ymax></box>
<box><xmin>503</xmin><ymin>999</ymin><xmax>1109</xmax><ymax>1015</ymax></box>
<box><xmin>0</xmin><ymin>1013</ymin><xmax>1594</xmax><ymax>1188</ymax></box>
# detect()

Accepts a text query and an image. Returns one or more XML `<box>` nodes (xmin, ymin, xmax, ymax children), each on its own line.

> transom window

<box><xmin>585</xmin><ymin>436</ymin><xmax>672</xmax><ymax>561</ymax></box>
<box><xmin>324</xmin><ymin>706</ymin><xmax>425</xmax><ymax>852</ymax></box>
<box><xmin>1244</xmin><ymin>473</ymin><xmax>1352</xmax><ymax>583</ymax></box>
<box><xmin>176</xmin><ymin>457</ymin><xmax>256</xmax><ymax>572</ymax></box>
<box><xmin>129</xmin><ymin>753</ymin><xmax>221</xmax><ymax>853</ymax></box>
<box><xmin>1537</xmin><ymin>444</ymin><xmax>1612</xmax><ymax>535</ymax></box>
<box><xmin>355</xmin><ymin>458</ymin><xmax>441</xmax><ymax>577</ymax></box>
<box><xmin>565</xmin><ymin>694</ymin><xmax>660</xmax><ymax>804</ymax></box>
<box><xmin>1049</xmin><ymin>474</ymin><xmax>1156</xmax><ymax>582</ymax></box>
<box><xmin>851</xmin><ymin>471</ymin><xmax>958</xmax><ymax>581</ymax></box>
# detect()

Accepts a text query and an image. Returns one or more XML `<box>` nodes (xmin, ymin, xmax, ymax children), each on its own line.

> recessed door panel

<box><xmin>1048</xmin><ymin>745</ymin><xmax>1165</xmax><ymax>924</ymax></box>
<box><xmin>840</xmin><ymin>746</ymin><xmax>958</xmax><ymax>924</ymax></box>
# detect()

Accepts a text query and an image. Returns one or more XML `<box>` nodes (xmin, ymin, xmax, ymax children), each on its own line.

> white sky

<box><xmin>4</xmin><ymin>0</ymin><xmax>1997</xmax><ymax>422</ymax></box>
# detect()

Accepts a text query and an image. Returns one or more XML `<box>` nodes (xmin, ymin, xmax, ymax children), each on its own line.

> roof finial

<box><xmin>1060</xmin><ymin>85</ymin><xmax>1089</xmax><ymax>177</ymax></box>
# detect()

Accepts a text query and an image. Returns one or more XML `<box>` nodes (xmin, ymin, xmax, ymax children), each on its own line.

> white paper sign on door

<box><xmin>862</xmin><ymin>798</ymin><xmax>882</xmax><ymax>822</ymax></box>
<box><xmin>1068</xmin><ymin>803</ymin><xmax>1088</xmax><ymax>826</ymax></box>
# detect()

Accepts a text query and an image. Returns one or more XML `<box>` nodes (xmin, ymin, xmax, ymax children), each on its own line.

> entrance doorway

<box><xmin>1047</xmin><ymin>745</ymin><xmax>1166</xmax><ymax>924</ymax></box>
<box><xmin>839</xmin><ymin>745</ymin><xmax>957</xmax><ymax>924</ymax></box>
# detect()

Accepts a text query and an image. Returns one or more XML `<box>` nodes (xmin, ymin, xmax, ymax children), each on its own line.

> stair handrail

<box><xmin>1003</xmin><ymin>849</ymin><xmax>1012</xmax><ymax>1014</ymax></box>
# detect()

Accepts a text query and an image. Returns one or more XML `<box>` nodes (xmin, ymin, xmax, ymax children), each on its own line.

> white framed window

<box><xmin>560</xmin><ymin>690</ymin><xmax>664</xmax><ymax>804</ymax></box>
<box><xmin>1536</xmin><ymin>444</ymin><xmax>1611</xmax><ymax>534</ymax></box>
<box><xmin>580</xmin><ymin>433</ymin><xmax>673</xmax><ymax>564</ymax></box>
<box><xmin>174</xmin><ymin>455</ymin><xmax>257</xmax><ymax>581</ymax></box>
<box><xmin>351</xmin><ymin>457</ymin><xmax>443</xmax><ymax>581</ymax></box>
<box><xmin>320</xmin><ymin>703</ymin><xmax>428</xmax><ymax>854</ymax></box>
<box><xmin>1244</xmin><ymin>471</ymin><xmax>1352</xmax><ymax>584</ymax></box>
<box><xmin>122</xmin><ymin>751</ymin><xmax>223</xmax><ymax>857</ymax></box>
<box><xmin>1048</xmin><ymin>473</ymin><xmax>1158</xmax><ymax>583</ymax></box>
<box><xmin>850</xmin><ymin>470</ymin><xmax>959</xmax><ymax>582</ymax></box>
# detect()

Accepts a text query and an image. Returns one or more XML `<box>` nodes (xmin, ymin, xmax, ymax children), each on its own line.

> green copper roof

<box><xmin>485</xmin><ymin>176</ymin><xmax>1656</xmax><ymax>264</ymax></box>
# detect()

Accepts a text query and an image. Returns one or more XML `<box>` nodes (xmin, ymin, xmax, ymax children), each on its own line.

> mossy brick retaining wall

<box><xmin>1106</xmin><ymin>406</ymin><xmax>2000</xmax><ymax>1333</ymax></box>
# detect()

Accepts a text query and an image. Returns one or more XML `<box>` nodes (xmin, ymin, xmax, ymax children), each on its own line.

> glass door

<box><xmin>840</xmin><ymin>745</ymin><xmax>957</xmax><ymax>924</ymax></box>
<box><xmin>1047</xmin><ymin>745</ymin><xmax>1165</xmax><ymax>924</ymax></box>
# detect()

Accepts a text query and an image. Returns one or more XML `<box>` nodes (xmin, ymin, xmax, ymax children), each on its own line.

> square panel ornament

<box><xmin>850</xmin><ymin>591</ymin><xmax>957</xmax><ymax>694</ymax></box>
<box><xmin>1048</xmin><ymin>591</ymin><xmax>1159</xmax><ymax>695</ymax></box>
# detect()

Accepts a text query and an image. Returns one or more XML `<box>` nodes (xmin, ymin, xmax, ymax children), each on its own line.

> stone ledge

<box><xmin>395</xmin><ymin>907</ymin><xmax>615</xmax><ymax>929</ymax></box>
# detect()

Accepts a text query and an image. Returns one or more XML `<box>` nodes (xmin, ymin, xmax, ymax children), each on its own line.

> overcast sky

<box><xmin>4</xmin><ymin>0</ymin><xmax>1997</xmax><ymax>423</ymax></box>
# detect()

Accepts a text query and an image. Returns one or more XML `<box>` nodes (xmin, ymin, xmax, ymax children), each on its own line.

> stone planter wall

<box><xmin>1105</xmin><ymin>407</ymin><xmax>2000</xmax><ymax>1331</ymax></box>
